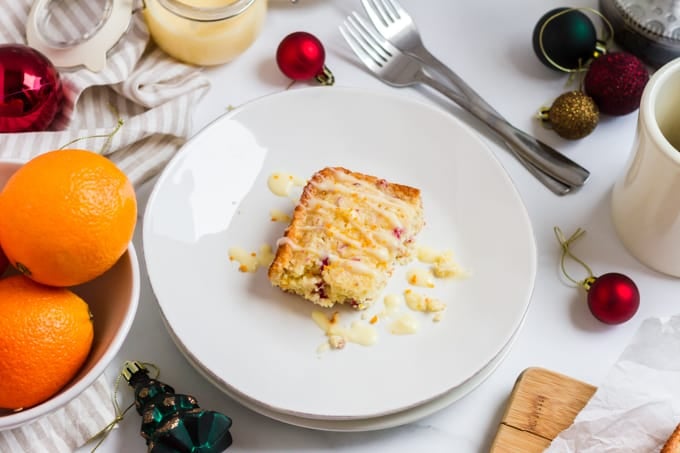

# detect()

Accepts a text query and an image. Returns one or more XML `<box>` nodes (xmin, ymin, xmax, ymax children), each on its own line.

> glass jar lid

<box><xmin>599</xmin><ymin>0</ymin><xmax>680</xmax><ymax>67</ymax></box>
<box><xmin>26</xmin><ymin>0</ymin><xmax>133</xmax><ymax>71</ymax></box>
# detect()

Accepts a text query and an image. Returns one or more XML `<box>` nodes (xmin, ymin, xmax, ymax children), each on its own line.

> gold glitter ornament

<box><xmin>539</xmin><ymin>90</ymin><xmax>599</xmax><ymax>140</ymax></box>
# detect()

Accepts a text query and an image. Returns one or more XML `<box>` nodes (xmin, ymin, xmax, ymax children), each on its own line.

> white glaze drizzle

<box><xmin>278</xmin><ymin>169</ymin><xmax>419</xmax><ymax>283</ymax></box>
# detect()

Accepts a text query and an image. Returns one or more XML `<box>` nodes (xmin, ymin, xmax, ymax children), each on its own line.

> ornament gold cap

<box><xmin>121</xmin><ymin>360</ymin><xmax>146</xmax><ymax>382</ymax></box>
<box><xmin>582</xmin><ymin>275</ymin><xmax>597</xmax><ymax>291</ymax></box>
<box><xmin>593</xmin><ymin>40</ymin><xmax>608</xmax><ymax>60</ymax></box>
<box><xmin>315</xmin><ymin>65</ymin><xmax>335</xmax><ymax>86</ymax></box>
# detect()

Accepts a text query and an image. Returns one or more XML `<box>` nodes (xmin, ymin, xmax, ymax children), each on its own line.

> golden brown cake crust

<box><xmin>662</xmin><ymin>423</ymin><xmax>680</xmax><ymax>453</ymax></box>
<box><xmin>268</xmin><ymin>167</ymin><xmax>424</xmax><ymax>309</ymax></box>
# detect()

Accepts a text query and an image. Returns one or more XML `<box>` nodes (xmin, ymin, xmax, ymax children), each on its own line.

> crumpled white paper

<box><xmin>545</xmin><ymin>315</ymin><xmax>680</xmax><ymax>453</ymax></box>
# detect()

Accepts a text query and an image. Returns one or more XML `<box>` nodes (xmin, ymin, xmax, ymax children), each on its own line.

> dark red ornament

<box><xmin>584</xmin><ymin>52</ymin><xmax>649</xmax><ymax>116</ymax></box>
<box><xmin>276</xmin><ymin>32</ymin><xmax>334</xmax><ymax>85</ymax></box>
<box><xmin>0</xmin><ymin>44</ymin><xmax>62</xmax><ymax>133</ymax></box>
<box><xmin>584</xmin><ymin>272</ymin><xmax>640</xmax><ymax>324</ymax></box>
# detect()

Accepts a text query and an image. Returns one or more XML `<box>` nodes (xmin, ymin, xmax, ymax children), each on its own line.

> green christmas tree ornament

<box><xmin>122</xmin><ymin>361</ymin><xmax>233</xmax><ymax>453</ymax></box>
<box><xmin>532</xmin><ymin>7</ymin><xmax>607</xmax><ymax>72</ymax></box>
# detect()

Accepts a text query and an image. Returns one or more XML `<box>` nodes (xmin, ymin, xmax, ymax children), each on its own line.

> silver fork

<box><xmin>340</xmin><ymin>13</ymin><xmax>590</xmax><ymax>195</ymax></box>
<box><xmin>360</xmin><ymin>0</ymin><xmax>492</xmax><ymax>112</ymax></box>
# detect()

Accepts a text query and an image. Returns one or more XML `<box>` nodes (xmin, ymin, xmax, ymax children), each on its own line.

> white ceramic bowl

<box><xmin>0</xmin><ymin>159</ymin><xmax>140</xmax><ymax>431</ymax></box>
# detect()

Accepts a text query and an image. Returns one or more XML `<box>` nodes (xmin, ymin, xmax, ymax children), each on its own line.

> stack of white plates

<box><xmin>143</xmin><ymin>88</ymin><xmax>537</xmax><ymax>432</ymax></box>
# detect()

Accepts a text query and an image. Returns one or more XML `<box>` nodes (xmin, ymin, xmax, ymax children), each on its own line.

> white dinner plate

<box><xmin>161</xmin><ymin>308</ymin><xmax>521</xmax><ymax>431</ymax></box>
<box><xmin>143</xmin><ymin>86</ymin><xmax>536</xmax><ymax>420</ymax></box>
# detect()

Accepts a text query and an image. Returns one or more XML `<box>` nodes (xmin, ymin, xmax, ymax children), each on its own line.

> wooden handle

<box><xmin>490</xmin><ymin>367</ymin><xmax>597</xmax><ymax>452</ymax></box>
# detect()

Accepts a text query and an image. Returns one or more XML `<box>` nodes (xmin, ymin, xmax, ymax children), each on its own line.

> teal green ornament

<box><xmin>122</xmin><ymin>361</ymin><xmax>233</xmax><ymax>453</ymax></box>
<box><xmin>532</xmin><ymin>7</ymin><xmax>602</xmax><ymax>72</ymax></box>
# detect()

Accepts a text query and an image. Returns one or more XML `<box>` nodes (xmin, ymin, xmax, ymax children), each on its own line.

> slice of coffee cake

<box><xmin>268</xmin><ymin>167</ymin><xmax>424</xmax><ymax>310</ymax></box>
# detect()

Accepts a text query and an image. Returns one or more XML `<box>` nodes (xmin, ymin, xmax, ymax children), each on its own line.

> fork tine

<box><xmin>348</xmin><ymin>12</ymin><xmax>394</xmax><ymax>59</ymax></box>
<box><xmin>361</xmin><ymin>0</ymin><xmax>390</xmax><ymax>29</ymax></box>
<box><xmin>380</xmin><ymin>0</ymin><xmax>404</xmax><ymax>20</ymax></box>
<box><xmin>339</xmin><ymin>25</ymin><xmax>378</xmax><ymax>69</ymax></box>
<box><xmin>346</xmin><ymin>16</ymin><xmax>386</xmax><ymax>64</ymax></box>
<box><xmin>340</xmin><ymin>19</ymin><xmax>384</xmax><ymax>70</ymax></box>
<box><xmin>373</xmin><ymin>0</ymin><xmax>398</xmax><ymax>22</ymax></box>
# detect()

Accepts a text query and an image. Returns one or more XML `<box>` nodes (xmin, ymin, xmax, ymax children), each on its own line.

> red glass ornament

<box><xmin>556</xmin><ymin>227</ymin><xmax>640</xmax><ymax>326</ymax></box>
<box><xmin>276</xmin><ymin>32</ymin><xmax>334</xmax><ymax>85</ymax></box>
<box><xmin>584</xmin><ymin>52</ymin><xmax>649</xmax><ymax>116</ymax></box>
<box><xmin>585</xmin><ymin>272</ymin><xmax>640</xmax><ymax>324</ymax></box>
<box><xmin>0</xmin><ymin>44</ymin><xmax>63</xmax><ymax>133</ymax></box>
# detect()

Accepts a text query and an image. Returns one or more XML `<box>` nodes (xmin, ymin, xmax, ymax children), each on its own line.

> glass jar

<box><xmin>143</xmin><ymin>0</ymin><xmax>267</xmax><ymax>66</ymax></box>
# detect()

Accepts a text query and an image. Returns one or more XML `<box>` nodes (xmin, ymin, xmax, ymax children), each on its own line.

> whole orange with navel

<box><xmin>0</xmin><ymin>275</ymin><xmax>94</xmax><ymax>410</ymax></box>
<box><xmin>0</xmin><ymin>149</ymin><xmax>137</xmax><ymax>287</ymax></box>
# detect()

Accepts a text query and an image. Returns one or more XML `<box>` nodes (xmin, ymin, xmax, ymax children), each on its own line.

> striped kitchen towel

<box><xmin>0</xmin><ymin>0</ymin><xmax>210</xmax><ymax>187</ymax></box>
<box><xmin>0</xmin><ymin>0</ymin><xmax>210</xmax><ymax>451</ymax></box>
<box><xmin>0</xmin><ymin>375</ymin><xmax>115</xmax><ymax>453</ymax></box>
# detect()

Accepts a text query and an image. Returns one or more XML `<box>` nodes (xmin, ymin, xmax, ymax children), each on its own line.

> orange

<box><xmin>0</xmin><ymin>246</ymin><xmax>7</xmax><ymax>276</ymax></box>
<box><xmin>0</xmin><ymin>275</ymin><xmax>94</xmax><ymax>410</ymax></box>
<box><xmin>0</xmin><ymin>149</ymin><xmax>137</xmax><ymax>286</ymax></box>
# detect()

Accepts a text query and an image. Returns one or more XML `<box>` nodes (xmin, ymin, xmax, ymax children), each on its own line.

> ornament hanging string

<box><xmin>537</xmin><ymin>8</ymin><xmax>615</xmax><ymax>73</ymax></box>
<box><xmin>58</xmin><ymin>104</ymin><xmax>124</xmax><ymax>154</ymax></box>
<box><xmin>554</xmin><ymin>226</ymin><xmax>596</xmax><ymax>290</ymax></box>
<box><xmin>87</xmin><ymin>361</ymin><xmax>160</xmax><ymax>452</ymax></box>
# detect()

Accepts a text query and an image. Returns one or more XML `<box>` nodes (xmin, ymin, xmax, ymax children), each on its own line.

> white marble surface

<box><xmin>87</xmin><ymin>0</ymin><xmax>680</xmax><ymax>451</ymax></box>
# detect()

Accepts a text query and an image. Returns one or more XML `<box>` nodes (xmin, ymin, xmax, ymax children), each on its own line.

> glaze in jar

<box><xmin>143</xmin><ymin>0</ymin><xmax>267</xmax><ymax>66</ymax></box>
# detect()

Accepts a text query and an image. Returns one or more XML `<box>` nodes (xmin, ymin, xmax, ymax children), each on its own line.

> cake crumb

<box><xmin>328</xmin><ymin>335</ymin><xmax>346</xmax><ymax>350</ymax></box>
<box><xmin>404</xmin><ymin>289</ymin><xmax>446</xmax><ymax>313</ymax></box>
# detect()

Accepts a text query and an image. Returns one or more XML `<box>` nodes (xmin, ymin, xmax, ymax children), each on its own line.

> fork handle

<box><xmin>408</xmin><ymin>46</ymin><xmax>501</xmax><ymax>113</ymax></box>
<box><xmin>413</xmin><ymin>47</ymin><xmax>555</xmax><ymax>168</ymax></box>
<box><xmin>415</xmin><ymin>56</ymin><xmax>572</xmax><ymax>194</ymax></box>
<box><xmin>407</xmin><ymin>45</ymin><xmax>579</xmax><ymax>190</ymax></box>
<box><xmin>509</xmin><ymin>145</ymin><xmax>572</xmax><ymax>195</ymax></box>
<box><xmin>415</xmin><ymin>71</ymin><xmax>590</xmax><ymax>188</ymax></box>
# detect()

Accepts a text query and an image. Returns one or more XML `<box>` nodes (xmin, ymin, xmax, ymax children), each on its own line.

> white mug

<box><xmin>612</xmin><ymin>57</ymin><xmax>680</xmax><ymax>277</ymax></box>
